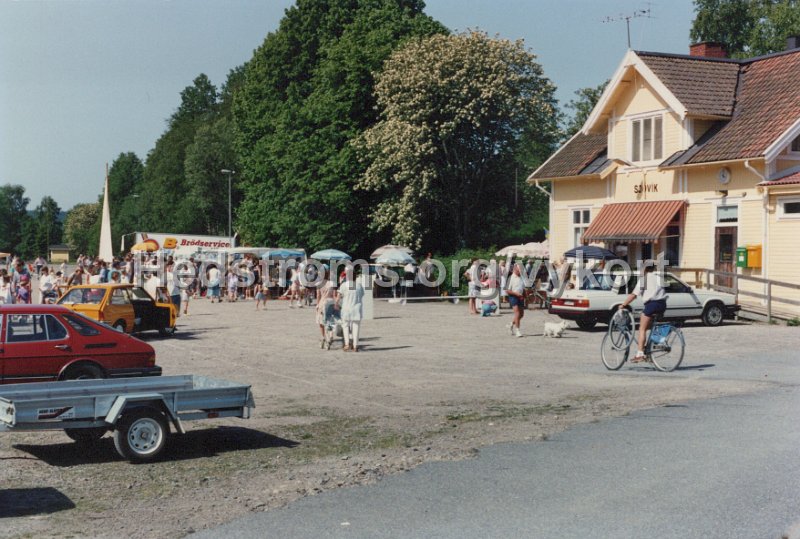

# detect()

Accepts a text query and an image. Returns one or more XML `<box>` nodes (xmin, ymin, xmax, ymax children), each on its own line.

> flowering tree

<box><xmin>356</xmin><ymin>31</ymin><xmax>559</xmax><ymax>251</ymax></box>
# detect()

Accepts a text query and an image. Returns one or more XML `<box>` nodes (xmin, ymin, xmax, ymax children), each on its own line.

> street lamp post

<box><xmin>220</xmin><ymin>169</ymin><xmax>235</xmax><ymax>239</ymax></box>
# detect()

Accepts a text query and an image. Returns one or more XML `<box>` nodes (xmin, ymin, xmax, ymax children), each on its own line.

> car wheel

<box><xmin>64</xmin><ymin>364</ymin><xmax>104</xmax><ymax>381</ymax></box>
<box><xmin>113</xmin><ymin>320</ymin><xmax>126</xmax><ymax>333</ymax></box>
<box><xmin>158</xmin><ymin>326</ymin><xmax>176</xmax><ymax>337</ymax></box>
<box><xmin>702</xmin><ymin>302</ymin><xmax>725</xmax><ymax>327</ymax></box>
<box><xmin>575</xmin><ymin>319</ymin><xmax>596</xmax><ymax>331</ymax></box>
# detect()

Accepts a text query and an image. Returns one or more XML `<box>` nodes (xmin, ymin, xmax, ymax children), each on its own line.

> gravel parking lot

<box><xmin>1</xmin><ymin>295</ymin><xmax>796</xmax><ymax>538</ymax></box>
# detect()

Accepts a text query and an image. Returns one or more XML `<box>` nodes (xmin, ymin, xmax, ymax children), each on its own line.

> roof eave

<box><xmin>582</xmin><ymin>50</ymin><xmax>688</xmax><ymax>134</ymax></box>
<box><xmin>527</xmin><ymin>173</ymin><xmax>602</xmax><ymax>184</ymax></box>
<box><xmin>764</xmin><ymin>117</ymin><xmax>800</xmax><ymax>163</ymax></box>
<box><xmin>658</xmin><ymin>156</ymin><xmax>763</xmax><ymax>171</ymax></box>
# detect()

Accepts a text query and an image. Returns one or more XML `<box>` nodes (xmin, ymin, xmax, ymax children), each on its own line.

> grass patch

<box><xmin>444</xmin><ymin>402</ymin><xmax>573</xmax><ymax>424</ymax></box>
<box><xmin>787</xmin><ymin>317</ymin><xmax>800</xmax><ymax>327</ymax></box>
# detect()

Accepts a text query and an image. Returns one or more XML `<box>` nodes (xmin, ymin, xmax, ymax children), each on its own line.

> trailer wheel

<box><xmin>65</xmin><ymin>427</ymin><xmax>108</xmax><ymax>445</ymax></box>
<box><xmin>113</xmin><ymin>407</ymin><xmax>168</xmax><ymax>462</ymax></box>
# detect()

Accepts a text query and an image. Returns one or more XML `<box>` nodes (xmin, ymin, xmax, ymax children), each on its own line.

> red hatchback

<box><xmin>0</xmin><ymin>305</ymin><xmax>161</xmax><ymax>384</ymax></box>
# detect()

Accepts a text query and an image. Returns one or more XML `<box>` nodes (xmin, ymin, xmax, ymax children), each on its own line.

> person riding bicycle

<box><xmin>618</xmin><ymin>262</ymin><xmax>667</xmax><ymax>363</ymax></box>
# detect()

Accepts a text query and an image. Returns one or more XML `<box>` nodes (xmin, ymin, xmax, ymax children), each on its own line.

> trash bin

<box><xmin>746</xmin><ymin>244</ymin><xmax>762</xmax><ymax>269</ymax></box>
<box><xmin>735</xmin><ymin>247</ymin><xmax>748</xmax><ymax>268</ymax></box>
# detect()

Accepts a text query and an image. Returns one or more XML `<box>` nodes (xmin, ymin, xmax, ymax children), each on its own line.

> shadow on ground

<box><xmin>14</xmin><ymin>426</ymin><xmax>298</xmax><ymax>466</ymax></box>
<box><xmin>0</xmin><ymin>488</ymin><xmax>75</xmax><ymax>518</ymax></box>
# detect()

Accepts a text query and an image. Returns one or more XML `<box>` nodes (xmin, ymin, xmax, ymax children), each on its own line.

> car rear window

<box><xmin>58</xmin><ymin>288</ymin><xmax>106</xmax><ymax>305</ymax></box>
<box><xmin>62</xmin><ymin>313</ymin><xmax>102</xmax><ymax>336</ymax></box>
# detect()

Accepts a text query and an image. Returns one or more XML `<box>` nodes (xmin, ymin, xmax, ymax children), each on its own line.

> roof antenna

<box><xmin>602</xmin><ymin>5</ymin><xmax>653</xmax><ymax>49</ymax></box>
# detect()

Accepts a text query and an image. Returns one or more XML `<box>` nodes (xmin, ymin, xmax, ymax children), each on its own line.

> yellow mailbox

<box><xmin>746</xmin><ymin>244</ymin><xmax>762</xmax><ymax>269</ymax></box>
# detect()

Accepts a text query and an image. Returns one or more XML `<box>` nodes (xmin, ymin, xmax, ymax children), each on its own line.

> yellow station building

<box><xmin>528</xmin><ymin>41</ymin><xmax>800</xmax><ymax>317</ymax></box>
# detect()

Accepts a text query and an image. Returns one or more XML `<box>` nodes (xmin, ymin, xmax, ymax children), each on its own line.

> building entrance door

<box><xmin>715</xmin><ymin>226</ymin><xmax>737</xmax><ymax>289</ymax></box>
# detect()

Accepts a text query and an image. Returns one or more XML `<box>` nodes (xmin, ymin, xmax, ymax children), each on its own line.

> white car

<box><xmin>549</xmin><ymin>271</ymin><xmax>740</xmax><ymax>330</ymax></box>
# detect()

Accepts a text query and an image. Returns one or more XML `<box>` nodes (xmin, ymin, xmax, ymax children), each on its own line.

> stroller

<box><xmin>321</xmin><ymin>299</ymin><xmax>343</xmax><ymax>350</ymax></box>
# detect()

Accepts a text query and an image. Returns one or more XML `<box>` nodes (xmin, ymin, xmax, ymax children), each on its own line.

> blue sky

<box><xmin>0</xmin><ymin>0</ymin><xmax>694</xmax><ymax>211</ymax></box>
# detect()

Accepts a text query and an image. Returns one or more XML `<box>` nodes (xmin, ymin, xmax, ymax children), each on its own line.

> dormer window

<box><xmin>631</xmin><ymin>114</ymin><xmax>663</xmax><ymax>163</ymax></box>
<box><xmin>791</xmin><ymin>135</ymin><xmax>800</xmax><ymax>153</ymax></box>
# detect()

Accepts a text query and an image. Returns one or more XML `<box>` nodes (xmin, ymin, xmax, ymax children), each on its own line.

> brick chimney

<box><xmin>689</xmin><ymin>41</ymin><xmax>727</xmax><ymax>58</ymax></box>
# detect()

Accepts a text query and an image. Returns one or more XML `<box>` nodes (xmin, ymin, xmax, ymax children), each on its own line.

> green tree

<box><xmin>690</xmin><ymin>0</ymin><xmax>755</xmax><ymax>56</ymax></box>
<box><xmin>64</xmin><ymin>202</ymin><xmax>101</xmax><ymax>256</ymax></box>
<box><xmin>691</xmin><ymin>0</ymin><xmax>800</xmax><ymax>57</ymax></box>
<box><xmin>19</xmin><ymin>196</ymin><xmax>62</xmax><ymax>259</ymax></box>
<box><xmin>748</xmin><ymin>0</ymin><xmax>800</xmax><ymax>55</ymax></box>
<box><xmin>356</xmin><ymin>31</ymin><xmax>559</xmax><ymax>252</ymax></box>
<box><xmin>183</xmin><ymin>117</ymin><xmax>239</xmax><ymax>235</ymax></box>
<box><xmin>563</xmin><ymin>81</ymin><xmax>609</xmax><ymax>139</ymax></box>
<box><xmin>107</xmin><ymin>152</ymin><xmax>144</xmax><ymax>252</ymax></box>
<box><xmin>234</xmin><ymin>0</ymin><xmax>445</xmax><ymax>253</ymax></box>
<box><xmin>0</xmin><ymin>184</ymin><xmax>30</xmax><ymax>254</ymax></box>
<box><xmin>139</xmin><ymin>74</ymin><xmax>219</xmax><ymax>232</ymax></box>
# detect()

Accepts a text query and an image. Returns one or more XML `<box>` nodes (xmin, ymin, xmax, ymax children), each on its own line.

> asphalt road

<box><xmin>197</xmin><ymin>385</ymin><xmax>800</xmax><ymax>539</ymax></box>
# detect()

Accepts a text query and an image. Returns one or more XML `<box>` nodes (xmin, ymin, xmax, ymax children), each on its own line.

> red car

<box><xmin>0</xmin><ymin>305</ymin><xmax>161</xmax><ymax>384</ymax></box>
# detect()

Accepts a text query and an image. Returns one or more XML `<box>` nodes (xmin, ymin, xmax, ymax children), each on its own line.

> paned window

<box><xmin>572</xmin><ymin>209</ymin><xmax>591</xmax><ymax>247</ymax></box>
<box><xmin>631</xmin><ymin>115</ymin><xmax>663</xmax><ymax>162</ymax></box>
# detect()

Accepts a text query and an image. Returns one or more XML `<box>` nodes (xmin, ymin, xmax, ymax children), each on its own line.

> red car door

<box><xmin>2</xmin><ymin>313</ymin><xmax>76</xmax><ymax>384</ymax></box>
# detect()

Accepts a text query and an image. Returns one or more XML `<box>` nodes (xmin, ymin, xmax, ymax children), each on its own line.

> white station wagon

<box><xmin>549</xmin><ymin>271</ymin><xmax>740</xmax><ymax>330</ymax></box>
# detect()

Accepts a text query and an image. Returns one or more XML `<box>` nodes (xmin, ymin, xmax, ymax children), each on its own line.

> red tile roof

<box><xmin>637</xmin><ymin>53</ymin><xmax>740</xmax><ymax>117</ymax></box>
<box><xmin>583</xmin><ymin>200</ymin><xmax>685</xmax><ymax>243</ymax></box>
<box><xmin>532</xmin><ymin>48</ymin><xmax>800</xmax><ymax>179</ymax></box>
<box><xmin>759</xmin><ymin>170</ymin><xmax>800</xmax><ymax>186</ymax></box>
<box><xmin>687</xmin><ymin>51</ymin><xmax>800</xmax><ymax>164</ymax></box>
<box><xmin>530</xmin><ymin>133</ymin><xmax>607</xmax><ymax>180</ymax></box>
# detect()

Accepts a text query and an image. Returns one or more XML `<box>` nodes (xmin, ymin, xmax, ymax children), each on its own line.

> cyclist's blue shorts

<box><xmin>643</xmin><ymin>298</ymin><xmax>667</xmax><ymax>317</ymax></box>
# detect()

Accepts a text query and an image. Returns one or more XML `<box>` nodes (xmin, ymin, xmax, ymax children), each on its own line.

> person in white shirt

<box><xmin>339</xmin><ymin>269</ymin><xmax>365</xmax><ymax>352</ymax></box>
<box><xmin>38</xmin><ymin>267</ymin><xmax>58</xmax><ymax>303</ymax></box>
<box><xmin>166</xmin><ymin>262</ymin><xmax>180</xmax><ymax>316</ymax></box>
<box><xmin>144</xmin><ymin>273</ymin><xmax>160</xmax><ymax>300</ymax></box>
<box><xmin>619</xmin><ymin>262</ymin><xmax>667</xmax><ymax>362</ymax></box>
<box><xmin>207</xmin><ymin>265</ymin><xmax>221</xmax><ymax>303</ymax></box>
<box><xmin>505</xmin><ymin>263</ymin><xmax>525</xmax><ymax>337</ymax></box>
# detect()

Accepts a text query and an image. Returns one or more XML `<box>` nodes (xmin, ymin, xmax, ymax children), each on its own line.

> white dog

<box><xmin>543</xmin><ymin>320</ymin><xmax>569</xmax><ymax>338</ymax></box>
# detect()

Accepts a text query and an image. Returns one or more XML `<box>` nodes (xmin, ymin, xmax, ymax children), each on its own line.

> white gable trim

<box><xmin>764</xmin><ymin>117</ymin><xmax>800</xmax><ymax>163</ymax></box>
<box><xmin>526</xmin><ymin>131</ymin><xmax>583</xmax><ymax>183</ymax></box>
<box><xmin>582</xmin><ymin>50</ymin><xmax>687</xmax><ymax>134</ymax></box>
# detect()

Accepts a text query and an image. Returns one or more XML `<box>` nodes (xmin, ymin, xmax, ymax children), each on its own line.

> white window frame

<box><xmin>715</xmin><ymin>204</ymin><xmax>739</xmax><ymax>225</ymax></box>
<box><xmin>778</xmin><ymin>195</ymin><xmax>800</xmax><ymax>220</ymax></box>
<box><xmin>572</xmin><ymin>208</ymin><xmax>592</xmax><ymax>248</ymax></box>
<box><xmin>628</xmin><ymin>111</ymin><xmax>665</xmax><ymax>166</ymax></box>
<box><xmin>790</xmin><ymin>135</ymin><xmax>800</xmax><ymax>155</ymax></box>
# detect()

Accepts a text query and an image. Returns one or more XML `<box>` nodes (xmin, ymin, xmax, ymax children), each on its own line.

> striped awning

<box><xmin>583</xmin><ymin>200</ymin><xmax>686</xmax><ymax>243</ymax></box>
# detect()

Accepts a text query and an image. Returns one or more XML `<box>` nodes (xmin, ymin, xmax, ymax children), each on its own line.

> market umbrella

<box><xmin>519</xmin><ymin>241</ymin><xmax>549</xmax><ymax>258</ymax></box>
<box><xmin>310</xmin><ymin>249</ymin><xmax>351</xmax><ymax>261</ymax></box>
<box><xmin>495</xmin><ymin>242</ymin><xmax>549</xmax><ymax>258</ymax></box>
<box><xmin>563</xmin><ymin>246</ymin><xmax>617</xmax><ymax>260</ymax></box>
<box><xmin>130</xmin><ymin>241</ymin><xmax>158</xmax><ymax>252</ymax></box>
<box><xmin>0</xmin><ymin>252</ymin><xmax>11</xmax><ymax>258</ymax></box>
<box><xmin>370</xmin><ymin>244</ymin><xmax>413</xmax><ymax>259</ymax></box>
<box><xmin>375</xmin><ymin>249</ymin><xmax>415</xmax><ymax>266</ymax></box>
<box><xmin>262</xmin><ymin>248</ymin><xmax>305</xmax><ymax>259</ymax></box>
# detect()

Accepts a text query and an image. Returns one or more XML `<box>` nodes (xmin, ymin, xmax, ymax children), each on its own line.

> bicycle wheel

<box><xmin>650</xmin><ymin>326</ymin><xmax>685</xmax><ymax>372</ymax></box>
<box><xmin>601</xmin><ymin>333</ymin><xmax>629</xmax><ymax>370</ymax></box>
<box><xmin>608</xmin><ymin>309</ymin><xmax>635</xmax><ymax>351</ymax></box>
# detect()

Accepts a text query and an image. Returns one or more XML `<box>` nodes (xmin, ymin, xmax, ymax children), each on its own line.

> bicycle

<box><xmin>601</xmin><ymin>308</ymin><xmax>685</xmax><ymax>372</ymax></box>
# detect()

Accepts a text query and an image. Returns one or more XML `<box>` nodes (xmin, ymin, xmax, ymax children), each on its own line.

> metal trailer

<box><xmin>0</xmin><ymin>375</ymin><xmax>254</xmax><ymax>462</ymax></box>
